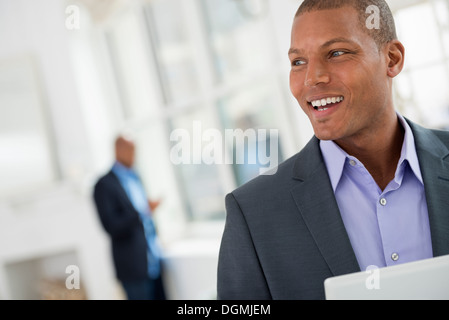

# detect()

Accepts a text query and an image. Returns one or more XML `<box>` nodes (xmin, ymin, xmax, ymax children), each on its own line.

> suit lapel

<box><xmin>108</xmin><ymin>170</ymin><xmax>137</xmax><ymax>210</ymax></box>
<box><xmin>408</xmin><ymin>121</ymin><xmax>449</xmax><ymax>257</ymax></box>
<box><xmin>290</xmin><ymin>137</ymin><xmax>360</xmax><ymax>276</ymax></box>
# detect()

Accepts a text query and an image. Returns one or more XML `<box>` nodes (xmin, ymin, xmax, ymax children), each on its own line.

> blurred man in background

<box><xmin>93</xmin><ymin>134</ymin><xmax>166</xmax><ymax>300</ymax></box>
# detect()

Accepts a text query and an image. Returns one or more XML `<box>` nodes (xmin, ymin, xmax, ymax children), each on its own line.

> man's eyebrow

<box><xmin>288</xmin><ymin>47</ymin><xmax>302</xmax><ymax>56</ymax></box>
<box><xmin>320</xmin><ymin>37</ymin><xmax>356</xmax><ymax>49</ymax></box>
<box><xmin>288</xmin><ymin>37</ymin><xmax>357</xmax><ymax>56</ymax></box>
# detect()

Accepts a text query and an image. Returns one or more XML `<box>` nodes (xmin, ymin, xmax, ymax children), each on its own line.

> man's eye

<box><xmin>330</xmin><ymin>51</ymin><xmax>345</xmax><ymax>58</ymax></box>
<box><xmin>292</xmin><ymin>60</ymin><xmax>306</xmax><ymax>66</ymax></box>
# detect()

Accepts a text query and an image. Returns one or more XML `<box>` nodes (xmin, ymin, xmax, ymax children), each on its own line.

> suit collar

<box><xmin>291</xmin><ymin>136</ymin><xmax>361</xmax><ymax>276</ymax></box>
<box><xmin>407</xmin><ymin>119</ymin><xmax>449</xmax><ymax>257</ymax></box>
<box><xmin>292</xmin><ymin>136</ymin><xmax>322</xmax><ymax>181</ymax></box>
<box><xmin>107</xmin><ymin>170</ymin><xmax>137</xmax><ymax>210</ymax></box>
<box><xmin>407</xmin><ymin>119</ymin><xmax>449</xmax><ymax>161</ymax></box>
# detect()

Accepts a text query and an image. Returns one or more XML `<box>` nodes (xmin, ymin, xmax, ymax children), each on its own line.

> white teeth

<box><xmin>310</xmin><ymin>96</ymin><xmax>344</xmax><ymax>108</ymax></box>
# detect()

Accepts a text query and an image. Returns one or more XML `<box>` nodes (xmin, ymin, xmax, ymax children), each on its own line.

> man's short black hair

<box><xmin>295</xmin><ymin>0</ymin><xmax>398</xmax><ymax>49</ymax></box>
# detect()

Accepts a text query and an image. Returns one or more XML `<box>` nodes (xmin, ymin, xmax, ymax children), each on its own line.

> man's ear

<box><xmin>386</xmin><ymin>40</ymin><xmax>405</xmax><ymax>78</ymax></box>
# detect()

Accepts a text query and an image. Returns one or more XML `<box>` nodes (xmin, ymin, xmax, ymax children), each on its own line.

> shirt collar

<box><xmin>320</xmin><ymin>112</ymin><xmax>423</xmax><ymax>192</ymax></box>
<box><xmin>320</xmin><ymin>137</ymin><xmax>347</xmax><ymax>192</ymax></box>
<box><xmin>397</xmin><ymin>113</ymin><xmax>423</xmax><ymax>184</ymax></box>
<box><xmin>112</xmin><ymin>161</ymin><xmax>137</xmax><ymax>179</ymax></box>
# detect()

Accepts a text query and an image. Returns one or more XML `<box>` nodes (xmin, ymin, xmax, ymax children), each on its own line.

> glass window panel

<box><xmin>394</xmin><ymin>72</ymin><xmax>414</xmax><ymax>102</ymax></box>
<box><xmin>393</xmin><ymin>71</ymin><xmax>423</xmax><ymax>123</ymax></box>
<box><xmin>395</xmin><ymin>3</ymin><xmax>444</xmax><ymax>69</ymax></box>
<box><xmin>434</xmin><ymin>0</ymin><xmax>449</xmax><ymax>28</ymax></box>
<box><xmin>441</xmin><ymin>29</ymin><xmax>449</xmax><ymax>56</ymax></box>
<box><xmin>0</xmin><ymin>57</ymin><xmax>58</xmax><ymax>196</ymax></box>
<box><xmin>201</xmin><ymin>0</ymin><xmax>276</xmax><ymax>83</ymax></box>
<box><xmin>407</xmin><ymin>64</ymin><xmax>449</xmax><ymax>128</ymax></box>
<box><xmin>145</xmin><ymin>0</ymin><xmax>201</xmax><ymax>104</ymax></box>
<box><xmin>218</xmin><ymin>81</ymin><xmax>284</xmax><ymax>186</ymax></box>
<box><xmin>106</xmin><ymin>8</ymin><xmax>160</xmax><ymax>120</ymax></box>
<box><xmin>135</xmin><ymin>121</ymin><xmax>187</xmax><ymax>241</ymax></box>
<box><xmin>169</xmin><ymin>107</ymin><xmax>226</xmax><ymax>221</ymax></box>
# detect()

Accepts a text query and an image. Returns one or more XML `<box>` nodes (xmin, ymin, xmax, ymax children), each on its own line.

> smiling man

<box><xmin>289</xmin><ymin>1</ymin><xmax>405</xmax><ymax>191</ymax></box>
<box><xmin>217</xmin><ymin>0</ymin><xmax>449</xmax><ymax>300</ymax></box>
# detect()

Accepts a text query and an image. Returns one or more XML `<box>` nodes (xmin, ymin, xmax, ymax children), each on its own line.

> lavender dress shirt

<box><xmin>320</xmin><ymin>114</ymin><xmax>433</xmax><ymax>271</ymax></box>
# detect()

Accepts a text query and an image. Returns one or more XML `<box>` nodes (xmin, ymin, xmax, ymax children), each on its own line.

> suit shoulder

<box><xmin>93</xmin><ymin>171</ymin><xmax>116</xmax><ymax>191</ymax></box>
<box><xmin>231</xmin><ymin>152</ymin><xmax>300</xmax><ymax>198</ymax></box>
<box><xmin>410</xmin><ymin>120</ymin><xmax>449</xmax><ymax>152</ymax></box>
<box><xmin>430</xmin><ymin>128</ymin><xmax>449</xmax><ymax>144</ymax></box>
<box><xmin>408</xmin><ymin>118</ymin><xmax>449</xmax><ymax>139</ymax></box>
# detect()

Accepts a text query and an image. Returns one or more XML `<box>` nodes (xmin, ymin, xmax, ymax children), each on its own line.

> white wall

<box><xmin>0</xmin><ymin>0</ymin><xmax>230</xmax><ymax>300</ymax></box>
<box><xmin>0</xmin><ymin>0</ymin><xmax>119</xmax><ymax>299</ymax></box>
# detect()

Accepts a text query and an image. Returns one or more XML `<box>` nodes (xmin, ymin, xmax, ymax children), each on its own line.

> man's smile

<box><xmin>308</xmin><ymin>96</ymin><xmax>344</xmax><ymax>111</ymax></box>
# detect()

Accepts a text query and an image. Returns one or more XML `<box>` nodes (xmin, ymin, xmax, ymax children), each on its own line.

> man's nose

<box><xmin>304</xmin><ymin>61</ymin><xmax>330</xmax><ymax>87</ymax></box>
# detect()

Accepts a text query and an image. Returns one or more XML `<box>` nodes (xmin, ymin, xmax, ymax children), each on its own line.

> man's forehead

<box><xmin>290</xmin><ymin>8</ymin><xmax>367</xmax><ymax>53</ymax></box>
<box><xmin>292</xmin><ymin>7</ymin><xmax>362</xmax><ymax>35</ymax></box>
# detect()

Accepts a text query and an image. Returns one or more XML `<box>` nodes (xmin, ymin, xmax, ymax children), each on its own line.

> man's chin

<box><xmin>313</xmin><ymin>130</ymin><xmax>337</xmax><ymax>142</ymax></box>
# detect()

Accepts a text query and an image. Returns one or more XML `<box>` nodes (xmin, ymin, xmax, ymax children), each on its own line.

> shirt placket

<box><xmin>375</xmin><ymin>164</ymin><xmax>405</xmax><ymax>267</ymax></box>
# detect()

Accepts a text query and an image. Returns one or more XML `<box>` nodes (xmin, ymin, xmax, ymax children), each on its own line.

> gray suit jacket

<box><xmin>217</xmin><ymin>120</ymin><xmax>449</xmax><ymax>300</ymax></box>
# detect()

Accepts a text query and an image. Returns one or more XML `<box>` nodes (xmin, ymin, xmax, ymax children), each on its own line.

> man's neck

<box><xmin>335</xmin><ymin>114</ymin><xmax>405</xmax><ymax>191</ymax></box>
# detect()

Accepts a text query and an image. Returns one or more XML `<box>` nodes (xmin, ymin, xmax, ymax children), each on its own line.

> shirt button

<box><xmin>379</xmin><ymin>198</ymin><xmax>387</xmax><ymax>206</ymax></box>
<box><xmin>391</xmin><ymin>253</ymin><xmax>399</xmax><ymax>261</ymax></box>
<box><xmin>349</xmin><ymin>160</ymin><xmax>357</xmax><ymax>166</ymax></box>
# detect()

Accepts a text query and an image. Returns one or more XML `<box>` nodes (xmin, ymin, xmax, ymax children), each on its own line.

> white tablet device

<box><xmin>324</xmin><ymin>254</ymin><xmax>449</xmax><ymax>300</ymax></box>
